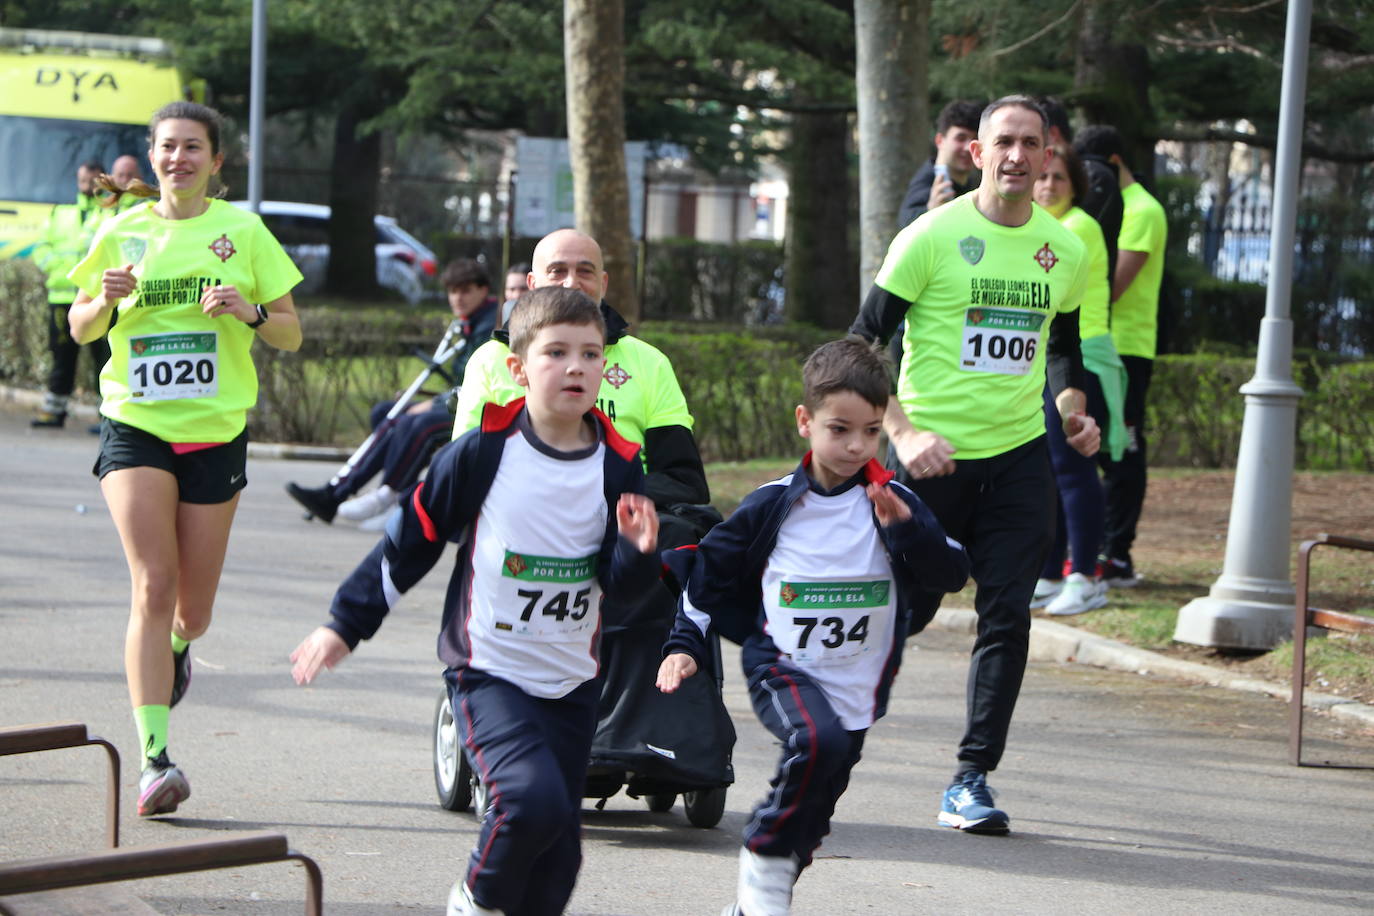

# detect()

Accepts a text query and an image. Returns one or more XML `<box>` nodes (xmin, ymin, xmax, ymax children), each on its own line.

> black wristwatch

<box><xmin>246</xmin><ymin>303</ymin><xmax>269</xmax><ymax>329</ymax></box>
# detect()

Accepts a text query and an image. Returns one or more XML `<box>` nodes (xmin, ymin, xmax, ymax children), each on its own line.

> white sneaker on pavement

<box><xmin>1046</xmin><ymin>572</ymin><xmax>1109</xmax><ymax>616</ymax></box>
<box><xmin>736</xmin><ymin>847</ymin><xmax>799</xmax><ymax>916</ymax></box>
<box><xmin>1030</xmin><ymin>577</ymin><xmax>1063</xmax><ymax>609</ymax></box>
<box><xmin>337</xmin><ymin>484</ymin><xmax>398</xmax><ymax>522</ymax></box>
<box><xmin>447</xmin><ymin>880</ymin><xmax>505</xmax><ymax>916</ymax></box>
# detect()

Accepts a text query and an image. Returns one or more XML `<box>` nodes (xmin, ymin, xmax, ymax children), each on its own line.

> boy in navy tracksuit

<box><xmin>657</xmin><ymin>338</ymin><xmax>969</xmax><ymax>916</ymax></box>
<box><xmin>291</xmin><ymin>287</ymin><xmax>660</xmax><ymax>916</ymax></box>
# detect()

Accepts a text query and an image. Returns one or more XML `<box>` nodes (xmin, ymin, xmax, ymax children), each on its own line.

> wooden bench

<box><xmin>0</xmin><ymin>833</ymin><xmax>322</xmax><ymax>916</ymax></box>
<box><xmin>0</xmin><ymin>723</ymin><xmax>120</xmax><ymax>848</ymax></box>
<box><xmin>1289</xmin><ymin>532</ymin><xmax>1374</xmax><ymax>766</ymax></box>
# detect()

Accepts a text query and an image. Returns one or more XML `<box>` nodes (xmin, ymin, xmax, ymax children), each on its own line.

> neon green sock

<box><xmin>171</xmin><ymin>632</ymin><xmax>190</xmax><ymax>654</ymax></box>
<box><xmin>133</xmin><ymin>705</ymin><xmax>170</xmax><ymax>763</ymax></box>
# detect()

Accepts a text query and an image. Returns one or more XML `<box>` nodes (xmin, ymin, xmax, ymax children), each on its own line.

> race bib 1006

<box><xmin>493</xmin><ymin>550</ymin><xmax>600</xmax><ymax>639</ymax></box>
<box><xmin>960</xmin><ymin>307</ymin><xmax>1045</xmax><ymax>376</ymax></box>
<box><xmin>128</xmin><ymin>332</ymin><xmax>218</xmax><ymax>401</ymax></box>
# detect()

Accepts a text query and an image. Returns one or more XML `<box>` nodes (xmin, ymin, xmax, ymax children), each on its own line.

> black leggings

<box><xmin>894</xmin><ymin>437</ymin><xmax>1054</xmax><ymax>773</ymax></box>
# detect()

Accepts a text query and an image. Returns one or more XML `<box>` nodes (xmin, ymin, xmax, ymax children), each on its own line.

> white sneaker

<box><xmin>737</xmin><ymin>847</ymin><xmax>799</xmax><ymax>916</ymax></box>
<box><xmin>447</xmin><ymin>880</ymin><xmax>504</xmax><ymax>916</ymax></box>
<box><xmin>1029</xmin><ymin>577</ymin><xmax>1063</xmax><ymax>609</ymax></box>
<box><xmin>357</xmin><ymin>506</ymin><xmax>398</xmax><ymax>532</ymax></box>
<box><xmin>337</xmin><ymin>485</ymin><xmax>398</xmax><ymax>521</ymax></box>
<box><xmin>1046</xmin><ymin>572</ymin><xmax>1109</xmax><ymax>617</ymax></box>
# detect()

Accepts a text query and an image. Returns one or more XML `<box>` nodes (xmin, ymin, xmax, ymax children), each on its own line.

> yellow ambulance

<box><xmin>0</xmin><ymin>28</ymin><xmax>194</xmax><ymax>260</ymax></box>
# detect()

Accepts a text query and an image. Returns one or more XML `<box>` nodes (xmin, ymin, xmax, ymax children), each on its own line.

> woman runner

<box><xmin>68</xmin><ymin>101</ymin><xmax>303</xmax><ymax>816</ymax></box>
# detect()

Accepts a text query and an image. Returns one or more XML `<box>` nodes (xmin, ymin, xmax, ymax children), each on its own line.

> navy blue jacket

<box><xmin>325</xmin><ymin>398</ymin><xmax>660</xmax><ymax>673</ymax></box>
<box><xmin>662</xmin><ymin>456</ymin><xmax>970</xmax><ymax>720</ymax></box>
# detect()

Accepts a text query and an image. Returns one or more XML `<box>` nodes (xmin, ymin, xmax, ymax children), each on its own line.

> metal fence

<box><xmin>1190</xmin><ymin>190</ymin><xmax>1372</xmax><ymax>356</ymax></box>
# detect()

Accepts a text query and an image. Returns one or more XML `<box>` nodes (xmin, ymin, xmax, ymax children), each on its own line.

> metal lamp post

<box><xmin>1174</xmin><ymin>0</ymin><xmax>1312</xmax><ymax>650</ymax></box>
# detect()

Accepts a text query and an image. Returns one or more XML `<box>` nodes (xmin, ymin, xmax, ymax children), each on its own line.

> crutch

<box><xmin>322</xmin><ymin>319</ymin><xmax>467</xmax><ymax>493</ymax></box>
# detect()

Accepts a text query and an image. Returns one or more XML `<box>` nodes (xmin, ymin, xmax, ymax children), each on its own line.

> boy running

<box><xmin>290</xmin><ymin>286</ymin><xmax>660</xmax><ymax>916</ymax></box>
<box><xmin>656</xmin><ymin>338</ymin><xmax>969</xmax><ymax>916</ymax></box>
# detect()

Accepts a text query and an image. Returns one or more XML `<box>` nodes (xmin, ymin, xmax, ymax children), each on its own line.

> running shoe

<box><xmin>1046</xmin><ymin>572</ymin><xmax>1109</xmax><ymax>616</ymax></box>
<box><xmin>337</xmin><ymin>484</ymin><xmax>398</xmax><ymax>522</ymax></box>
<box><xmin>138</xmin><ymin>752</ymin><xmax>191</xmax><ymax>817</ymax></box>
<box><xmin>1098</xmin><ymin>555</ymin><xmax>1141</xmax><ymax>588</ymax></box>
<box><xmin>30</xmin><ymin>410</ymin><xmax>66</xmax><ymax>428</ymax></box>
<box><xmin>285</xmin><ymin>482</ymin><xmax>339</xmax><ymax>524</ymax></box>
<box><xmin>938</xmin><ymin>771</ymin><xmax>1009</xmax><ymax>834</ymax></box>
<box><xmin>446</xmin><ymin>880</ymin><xmax>504</xmax><ymax>916</ymax></box>
<box><xmin>736</xmin><ymin>847</ymin><xmax>798</xmax><ymax>916</ymax></box>
<box><xmin>170</xmin><ymin>645</ymin><xmax>192</xmax><ymax>709</ymax></box>
<box><xmin>1029</xmin><ymin>577</ymin><xmax>1063</xmax><ymax>609</ymax></box>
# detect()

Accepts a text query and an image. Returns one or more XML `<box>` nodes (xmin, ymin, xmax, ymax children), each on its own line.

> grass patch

<box><xmin>700</xmin><ymin>458</ymin><xmax>1374</xmax><ymax>701</ymax></box>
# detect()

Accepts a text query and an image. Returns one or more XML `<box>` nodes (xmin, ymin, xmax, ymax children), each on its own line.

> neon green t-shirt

<box><xmin>875</xmin><ymin>193</ymin><xmax>1090</xmax><ymax>459</ymax></box>
<box><xmin>1058</xmin><ymin>206</ymin><xmax>1110</xmax><ymax>340</ymax></box>
<box><xmin>1113</xmin><ymin>182</ymin><xmax>1167</xmax><ymax>358</ymax></box>
<box><xmin>453</xmin><ymin>333</ymin><xmax>694</xmax><ymax>457</ymax></box>
<box><xmin>34</xmin><ymin>195</ymin><xmax>102</xmax><ymax>304</ymax></box>
<box><xmin>69</xmin><ymin>199</ymin><xmax>302</xmax><ymax>442</ymax></box>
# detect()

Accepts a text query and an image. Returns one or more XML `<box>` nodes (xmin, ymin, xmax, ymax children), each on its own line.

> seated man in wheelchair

<box><xmin>285</xmin><ymin>259</ymin><xmax>513</xmax><ymax>525</ymax></box>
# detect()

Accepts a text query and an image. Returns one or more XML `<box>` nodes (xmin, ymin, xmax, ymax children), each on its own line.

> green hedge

<box><xmin>1148</xmin><ymin>354</ymin><xmax>1374</xmax><ymax>471</ymax></box>
<box><xmin>3</xmin><ymin>259</ymin><xmax>1370</xmax><ymax>467</ymax></box>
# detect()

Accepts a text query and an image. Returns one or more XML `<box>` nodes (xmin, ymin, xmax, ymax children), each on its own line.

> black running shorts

<box><xmin>93</xmin><ymin>418</ymin><xmax>249</xmax><ymax>505</ymax></box>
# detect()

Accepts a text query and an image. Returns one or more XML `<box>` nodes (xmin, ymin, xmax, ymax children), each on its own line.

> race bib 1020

<box><xmin>128</xmin><ymin>332</ymin><xmax>218</xmax><ymax>401</ymax></box>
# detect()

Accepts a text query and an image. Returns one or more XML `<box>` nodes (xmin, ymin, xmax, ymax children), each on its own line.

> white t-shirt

<box><xmin>465</xmin><ymin>423</ymin><xmax>609</xmax><ymax>698</ymax></box>
<box><xmin>760</xmin><ymin>484</ymin><xmax>898</xmax><ymax>729</ymax></box>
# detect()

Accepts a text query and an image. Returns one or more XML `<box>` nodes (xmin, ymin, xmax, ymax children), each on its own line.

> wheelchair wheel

<box><xmin>433</xmin><ymin>687</ymin><xmax>473</xmax><ymax>812</ymax></box>
<box><xmin>644</xmin><ymin>793</ymin><xmax>676</xmax><ymax>813</ymax></box>
<box><xmin>683</xmin><ymin>787</ymin><xmax>727</xmax><ymax>828</ymax></box>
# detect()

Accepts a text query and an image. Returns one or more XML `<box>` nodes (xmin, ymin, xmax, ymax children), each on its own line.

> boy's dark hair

<box><xmin>936</xmin><ymin>100</ymin><xmax>983</xmax><ymax>135</ymax></box>
<box><xmin>441</xmin><ymin>258</ymin><xmax>491</xmax><ymax>291</ymax></box>
<box><xmin>802</xmin><ymin>337</ymin><xmax>891</xmax><ymax>412</ymax></box>
<box><xmin>507</xmin><ymin>286</ymin><xmax>606</xmax><ymax>357</ymax></box>
<box><xmin>1074</xmin><ymin>124</ymin><xmax>1127</xmax><ymax>169</ymax></box>
<box><xmin>1038</xmin><ymin>96</ymin><xmax>1073</xmax><ymax>142</ymax></box>
<box><xmin>79</xmin><ymin>159</ymin><xmax>106</xmax><ymax>174</ymax></box>
<box><xmin>506</xmin><ymin>261</ymin><xmax>531</xmax><ymax>278</ymax></box>
<box><xmin>979</xmin><ymin>95</ymin><xmax>1048</xmax><ymax>138</ymax></box>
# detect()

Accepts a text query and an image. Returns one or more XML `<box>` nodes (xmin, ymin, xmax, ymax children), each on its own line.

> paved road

<box><xmin>2</xmin><ymin>403</ymin><xmax>1372</xmax><ymax>915</ymax></box>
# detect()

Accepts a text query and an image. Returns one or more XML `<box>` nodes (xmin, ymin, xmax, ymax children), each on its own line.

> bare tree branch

<box><xmin>987</xmin><ymin>0</ymin><xmax>1083</xmax><ymax>59</ymax></box>
<box><xmin>1154</xmin><ymin>32</ymin><xmax>1279</xmax><ymax>66</ymax></box>
<box><xmin>1158</xmin><ymin>125</ymin><xmax>1374</xmax><ymax>163</ymax></box>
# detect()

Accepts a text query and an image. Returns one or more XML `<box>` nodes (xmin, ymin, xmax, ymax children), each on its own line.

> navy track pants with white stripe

<box><xmin>744</xmin><ymin>663</ymin><xmax>866</xmax><ymax>868</ymax></box>
<box><xmin>448</xmin><ymin>669</ymin><xmax>598</xmax><ymax>916</ymax></box>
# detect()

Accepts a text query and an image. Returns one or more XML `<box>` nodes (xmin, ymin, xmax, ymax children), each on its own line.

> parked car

<box><xmin>230</xmin><ymin>200</ymin><xmax>438</xmax><ymax>303</ymax></box>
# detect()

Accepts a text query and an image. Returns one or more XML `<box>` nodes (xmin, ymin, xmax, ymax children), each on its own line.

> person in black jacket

<box><xmin>896</xmin><ymin>99</ymin><xmax>984</xmax><ymax>228</ymax></box>
<box><xmin>285</xmin><ymin>258</ymin><xmax>500</xmax><ymax>524</ymax></box>
<box><xmin>291</xmin><ymin>286</ymin><xmax>659</xmax><ymax>916</ymax></box>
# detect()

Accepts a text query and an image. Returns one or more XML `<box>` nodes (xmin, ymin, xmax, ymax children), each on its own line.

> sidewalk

<box><xmin>928</xmin><ymin>609</ymin><xmax>1374</xmax><ymax>731</ymax></box>
<box><xmin>10</xmin><ymin>381</ymin><xmax>1367</xmax><ymax>730</ymax></box>
<box><xmin>3</xmin><ymin>396</ymin><xmax>1372</xmax><ymax>914</ymax></box>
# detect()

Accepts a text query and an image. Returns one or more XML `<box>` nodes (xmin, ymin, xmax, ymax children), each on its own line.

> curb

<box><xmin>926</xmin><ymin>607</ymin><xmax>1374</xmax><ymax>729</ymax></box>
<box><xmin>4</xmin><ymin>385</ymin><xmax>350</xmax><ymax>462</ymax></box>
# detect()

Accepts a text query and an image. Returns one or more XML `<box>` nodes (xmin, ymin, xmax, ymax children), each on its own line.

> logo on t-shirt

<box><xmin>1033</xmin><ymin>243</ymin><xmax>1059</xmax><ymax>273</ymax></box>
<box><xmin>209</xmin><ymin>234</ymin><xmax>237</xmax><ymax>263</ymax></box>
<box><xmin>119</xmin><ymin>237</ymin><xmax>146</xmax><ymax>265</ymax></box>
<box><xmin>604</xmin><ymin>363</ymin><xmax>631</xmax><ymax>389</ymax></box>
<box><xmin>959</xmin><ymin>236</ymin><xmax>985</xmax><ymax>265</ymax></box>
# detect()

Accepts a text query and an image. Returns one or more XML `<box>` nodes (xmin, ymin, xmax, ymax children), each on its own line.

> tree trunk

<box><xmin>1074</xmin><ymin>0</ymin><xmax>1155</xmax><ymax>179</ymax></box>
<box><xmin>324</xmin><ymin>103</ymin><xmax>383</xmax><ymax>298</ymax></box>
<box><xmin>855</xmin><ymin>0</ymin><xmax>929</xmax><ymax>299</ymax></box>
<box><xmin>784</xmin><ymin>107</ymin><xmax>855</xmax><ymax>330</ymax></box>
<box><xmin>564</xmin><ymin>0</ymin><xmax>639</xmax><ymax>321</ymax></box>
